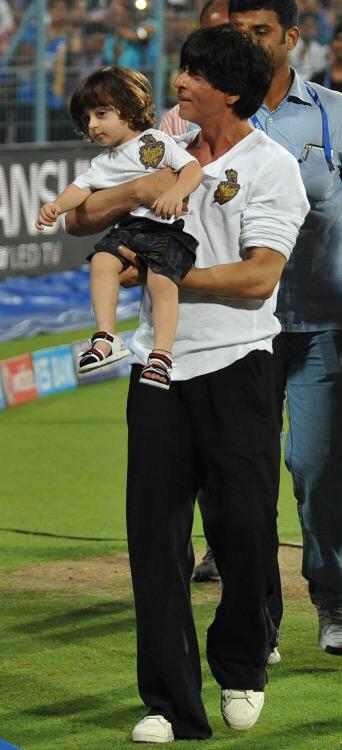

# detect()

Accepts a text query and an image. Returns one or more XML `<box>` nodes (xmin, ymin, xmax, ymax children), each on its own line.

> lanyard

<box><xmin>250</xmin><ymin>81</ymin><xmax>335</xmax><ymax>172</ymax></box>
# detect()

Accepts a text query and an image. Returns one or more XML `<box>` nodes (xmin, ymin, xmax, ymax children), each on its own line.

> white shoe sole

<box><xmin>79</xmin><ymin>348</ymin><xmax>129</xmax><ymax>373</ymax></box>
<box><xmin>133</xmin><ymin>732</ymin><xmax>174</xmax><ymax>743</ymax></box>
<box><xmin>139</xmin><ymin>375</ymin><xmax>170</xmax><ymax>390</ymax></box>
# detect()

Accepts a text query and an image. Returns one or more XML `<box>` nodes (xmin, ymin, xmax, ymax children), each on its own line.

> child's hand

<box><xmin>35</xmin><ymin>202</ymin><xmax>62</xmax><ymax>230</ymax></box>
<box><xmin>151</xmin><ymin>188</ymin><xmax>185</xmax><ymax>220</ymax></box>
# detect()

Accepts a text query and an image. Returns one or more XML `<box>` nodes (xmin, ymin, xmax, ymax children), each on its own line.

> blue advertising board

<box><xmin>32</xmin><ymin>344</ymin><xmax>77</xmax><ymax>397</ymax></box>
<box><xmin>0</xmin><ymin>373</ymin><xmax>6</xmax><ymax>410</ymax></box>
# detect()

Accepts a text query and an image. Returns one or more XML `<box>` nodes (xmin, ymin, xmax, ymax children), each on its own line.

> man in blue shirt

<box><xmin>229</xmin><ymin>0</ymin><xmax>342</xmax><ymax>656</ymax></box>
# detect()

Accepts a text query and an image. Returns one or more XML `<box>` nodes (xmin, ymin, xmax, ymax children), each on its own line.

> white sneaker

<box><xmin>221</xmin><ymin>689</ymin><xmax>264</xmax><ymax>731</ymax></box>
<box><xmin>132</xmin><ymin>715</ymin><xmax>174</xmax><ymax>743</ymax></box>
<box><xmin>317</xmin><ymin>602</ymin><xmax>342</xmax><ymax>655</ymax></box>
<box><xmin>267</xmin><ymin>646</ymin><xmax>281</xmax><ymax>665</ymax></box>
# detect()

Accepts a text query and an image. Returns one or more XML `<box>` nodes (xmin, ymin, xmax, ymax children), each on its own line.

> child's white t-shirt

<box><xmin>73</xmin><ymin>128</ymin><xmax>198</xmax><ymax>232</ymax></box>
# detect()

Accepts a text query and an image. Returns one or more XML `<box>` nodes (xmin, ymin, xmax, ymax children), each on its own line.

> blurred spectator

<box><xmin>73</xmin><ymin>21</ymin><xmax>107</xmax><ymax>80</ymax></box>
<box><xmin>299</xmin><ymin>0</ymin><xmax>336</xmax><ymax>43</ymax></box>
<box><xmin>0</xmin><ymin>0</ymin><xmax>15</xmax><ymax>35</ymax></box>
<box><xmin>160</xmin><ymin>0</ymin><xmax>229</xmax><ymax>132</ymax></box>
<box><xmin>0</xmin><ymin>0</ymin><xmax>15</xmax><ymax>55</ymax></box>
<box><xmin>103</xmin><ymin>0</ymin><xmax>160</xmax><ymax>73</ymax></box>
<box><xmin>312</xmin><ymin>21</ymin><xmax>342</xmax><ymax>90</ymax></box>
<box><xmin>0</xmin><ymin>0</ymin><xmax>198</xmax><ymax>143</ymax></box>
<box><xmin>13</xmin><ymin>0</ymin><xmax>75</xmax><ymax>142</ymax></box>
<box><xmin>86</xmin><ymin>0</ymin><xmax>108</xmax><ymax>23</ymax></box>
<box><xmin>290</xmin><ymin>11</ymin><xmax>328</xmax><ymax>78</ymax></box>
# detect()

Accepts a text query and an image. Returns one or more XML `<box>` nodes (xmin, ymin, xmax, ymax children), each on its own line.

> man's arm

<box><xmin>181</xmin><ymin>247</ymin><xmax>286</xmax><ymax>299</ymax></box>
<box><xmin>65</xmin><ymin>169</ymin><xmax>178</xmax><ymax>236</ymax></box>
<box><xmin>118</xmin><ymin>245</ymin><xmax>286</xmax><ymax>299</ymax></box>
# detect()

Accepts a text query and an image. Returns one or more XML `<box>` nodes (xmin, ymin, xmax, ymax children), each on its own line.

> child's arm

<box><xmin>65</xmin><ymin>169</ymin><xmax>178</xmax><ymax>237</ymax></box>
<box><xmin>152</xmin><ymin>161</ymin><xmax>203</xmax><ymax>220</ymax></box>
<box><xmin>35</xmin><ymin>184</ymin><xmax>91</xmax><ymax>230</ymax></box>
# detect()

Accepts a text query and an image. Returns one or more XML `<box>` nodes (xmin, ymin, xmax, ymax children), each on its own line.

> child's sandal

<box><xmin>139</xmin><ymin>351</ymin><xmax>172</xmax><ymax>391</ymax></box>
<box><xmin>79</xmin><ymin>330</ymin><xmax>129</xmax><ymax>373</ymax></box>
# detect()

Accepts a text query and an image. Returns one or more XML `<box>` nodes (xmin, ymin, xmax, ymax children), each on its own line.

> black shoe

<box><xmin>192</xmin><ymin>548</ymin><xmax>220</xmax><ymax>582</ymax></box>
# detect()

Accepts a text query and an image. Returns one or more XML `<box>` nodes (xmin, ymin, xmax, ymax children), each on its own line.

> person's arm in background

<box><xmin>118</xmin><ymin>21</ymin><xmax>156</xmax><ymax>43</ymax></box>
<box><xmin>65</xmin><ymin>168</ymin><xmax>178</xmax><ymax>236</ymax></box>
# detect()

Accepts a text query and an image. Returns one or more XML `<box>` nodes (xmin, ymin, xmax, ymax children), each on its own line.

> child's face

<box><xmin>86</xmin><ymin>106</ymin><xmax>135</xmax><ymax>146</ymax></box>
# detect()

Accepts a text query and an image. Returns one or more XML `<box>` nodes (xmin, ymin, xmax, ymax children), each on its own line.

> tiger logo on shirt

<box><xmin>214</xmin><ymin>169</ymin><xmax>241</xmax><ymax>205</ymax></box>
<box><xmin>139</xmin><ymin>134</ymin><xmax>165</xmax><ymax>169</ymax></box>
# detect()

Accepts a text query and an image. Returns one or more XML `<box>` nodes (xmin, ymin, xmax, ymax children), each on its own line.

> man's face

<box><xmin>174</xmin><ymin>69</ymin><xmax>231</xmax><ymax>126</ymax></box>
<box><xmin>229</xmin><ymin>8</ymin><xmax>297</xmax><ymax>73</ymax></box>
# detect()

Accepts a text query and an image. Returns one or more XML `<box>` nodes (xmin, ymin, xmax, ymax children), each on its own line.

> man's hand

<box><xmin>118</xmin><ymin>245</ymin><xmax>146</xmax><ymax>287</ymax></box>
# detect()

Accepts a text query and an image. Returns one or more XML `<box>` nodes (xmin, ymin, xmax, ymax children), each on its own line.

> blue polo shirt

<box><xmin>253</xmin><ymin>70</ymin><xmax>342</xmax><ymax>332</ymax></box>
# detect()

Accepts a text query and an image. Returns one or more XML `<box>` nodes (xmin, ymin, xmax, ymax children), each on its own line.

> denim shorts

<box><xmin>88</xmin><ymin>214</ymin><xmax>198</xmax><ymax>285</ymax></box>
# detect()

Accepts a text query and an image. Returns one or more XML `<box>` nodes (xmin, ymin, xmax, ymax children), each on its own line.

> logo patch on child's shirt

<box><xmin>213</xmin><ymin>169</ymin><xmax>241</xmax><ymax>205</ymax></box>
<box><xmin>139</xmin><ymin>134</ymin><xmax>165</xmax><ymax>169</ymax></box>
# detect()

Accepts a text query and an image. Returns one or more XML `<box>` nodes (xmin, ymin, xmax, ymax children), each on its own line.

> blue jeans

<box><xmin>274</xmin><ymin>331</ymin><xmax>342</xmax><ymax>606</ymax></box>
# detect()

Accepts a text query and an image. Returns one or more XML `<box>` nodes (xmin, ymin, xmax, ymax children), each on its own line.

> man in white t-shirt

<box><xmin>66</xmin><ymin>25</ymin><xmax>309</xmax><ymax>744</ymax></box>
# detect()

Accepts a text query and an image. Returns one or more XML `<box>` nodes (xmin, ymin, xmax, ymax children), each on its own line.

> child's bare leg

<box><xmin>90</xmin><ymin>252</ymin><xmax>123</xmax><ymax>356</ymax></box>
<box><xmin>146</xmin><ymin>268</ymin><xmax>178</xmax><ymax>383</ymax></box>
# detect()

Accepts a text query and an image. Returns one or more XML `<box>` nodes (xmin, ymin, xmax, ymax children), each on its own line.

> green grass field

<box><xmin>0</xmin><ymin>327</ymin><xmax>340</xmax><ymax>750</ymax></box>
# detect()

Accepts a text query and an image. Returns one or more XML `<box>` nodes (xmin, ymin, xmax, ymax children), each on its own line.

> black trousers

<box><xmin>126</xmin><ymin>351</ymin><xmax>280</xmax><ymax>740</ymax></box>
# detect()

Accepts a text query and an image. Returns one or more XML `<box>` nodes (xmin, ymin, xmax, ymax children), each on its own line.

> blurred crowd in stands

<box><xmin>0</xmin><ymin>0</ymin><xmax>341</xmax><ymax>143</ymax></box>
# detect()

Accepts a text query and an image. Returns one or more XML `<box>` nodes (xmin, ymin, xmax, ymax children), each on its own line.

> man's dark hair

<box><xmin>229</xmin><ymin>0</ymin><xmax>299</xmax><ymax>30</ymax></box>
<box><xmin>180</xmin><ymin>24</ymin><xmax>272</xmax><ymax>119</ymax></box>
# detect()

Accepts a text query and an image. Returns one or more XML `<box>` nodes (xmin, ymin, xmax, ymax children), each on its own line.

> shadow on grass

<box><xmin>10</xmin><ymin>600</ymin><xmax>134</xmax><ymax>635</ymax></box>
<box><xmin>10</xmin><ymin>710</ymin><xmax>342</xmax><ymax>749</ymax></box>
<box><xmin>24</xmin><ymin>693</ymin><xmax>110</xmax><ymax>717</ymax></box>
<box><xmin>22</xmin><ymin>693</ymin><xmax>140</xmax><ymax>720</ymax></box>
<box><xmin>41</xmin><ymin>617</ymin><xmax>137</xmax><ymax>641</ymax></box>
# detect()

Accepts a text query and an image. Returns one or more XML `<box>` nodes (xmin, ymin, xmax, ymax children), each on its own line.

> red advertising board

<box><xmin>1</xmin><ymin>354</ymin><xmax>38</xmax><ymax>406</ymax></box>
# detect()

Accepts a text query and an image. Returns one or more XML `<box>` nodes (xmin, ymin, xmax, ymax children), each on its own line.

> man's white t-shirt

<box><xmin>130</xmin><ymin>128</ymin><xmax>310</xmax><ymax>380</ymax></box>
<box><xmin>73</xmin><ymin>128</ymin><xmax>197</xmax><ymax>232</ymax></box>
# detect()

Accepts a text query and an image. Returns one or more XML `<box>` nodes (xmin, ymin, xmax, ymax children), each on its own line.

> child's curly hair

<box><xmin>70</xmin><ymin>66</ymin><xmax>155</xmax><ymax>138</ymax></box>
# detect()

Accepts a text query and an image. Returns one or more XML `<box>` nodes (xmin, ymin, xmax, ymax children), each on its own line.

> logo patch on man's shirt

<box><xmin>139</xmin><ymin>134</ymin><xmax>165</xmax><ymax>169</ymax></box>
<box><xmin>213</xmin><ymin>169</ymin><xmax>241</xmax><ymax>204</ymax></box>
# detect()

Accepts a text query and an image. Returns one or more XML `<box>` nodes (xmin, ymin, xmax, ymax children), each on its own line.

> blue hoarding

<box><xmin>32</xmin><ymin>345</ymin><xmax>77</xmax><ymax>397</ymax></box>
<box><xmin>0</xmin><ymin>374</ymin><xmax>6</xmax><ymax>410</ymax></box>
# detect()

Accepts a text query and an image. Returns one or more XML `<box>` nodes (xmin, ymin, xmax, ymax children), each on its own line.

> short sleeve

<box><xmin>163</xmin><ymin>133</ymin><xmax>198</xmax><ymax>172</ymax></box>
<box><xmin>73</xmin><ymin>158</ymin><xmax>99</xmax><ymax>190</ymax></box>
